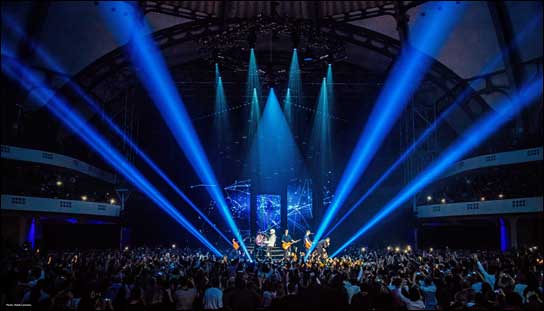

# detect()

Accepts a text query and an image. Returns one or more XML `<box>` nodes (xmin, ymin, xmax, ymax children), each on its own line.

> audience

<box><xmin>1</xmin><ymin>245</ymin><xmax>542</xmax><ymax>310</ymax></box>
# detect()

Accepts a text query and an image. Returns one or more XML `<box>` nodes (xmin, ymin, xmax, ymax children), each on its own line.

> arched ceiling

<box><xmin>1</xmin><ymin>1</ymin><xmax>542</xmax><ymax>163</ymax></box>
<box><xmin>1</xmin><ymin>1</ymin><xmax>541</xmax><ymax>78</ymax></box>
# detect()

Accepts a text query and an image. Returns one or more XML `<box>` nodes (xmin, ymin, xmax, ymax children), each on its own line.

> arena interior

<box><xmin>1</xmin><ymin>1</ymin><xmax>543</xmax><ymax>310</ymax></box>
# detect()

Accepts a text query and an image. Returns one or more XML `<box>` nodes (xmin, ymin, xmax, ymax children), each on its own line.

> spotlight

<box><xmin>56</xmin><ymin>180</ymin><xmax>63</xmax><ymax>187</ymax></box>
<box><xmin>406</xmin><ymin>245</ymin><xmax>412</xmax><ymax>251</ymax></box>
<box><xmin>171</xmin><ymin>243</ymin><xmax>176</xmax><ymax>249</ymax></box>
<box><xmin>429</xmin><ymin>248</ymin><xmax>434</xmax><ymax>252</ymax></box>
<box><xmin>498</xmin><ymin>194</ymin><xmax>504</xmax><ymax>199</ymax></box>
<box><xmin>395</xmin><ymin>246</ymin><xmax>401</xmax><ymax>253</ymax></box>
<box><xmin>124</xmin><ymin>246</ymin><xmax>129</xmax><ymax>251</ymax></box>
<box><xmin>361</xmin><ymin>247</ymin><xmax>366</xmax><ymax>252</ymax></box>
<box><xmin>81</xmin><ymin>195</ymin><xmax>88</xmax><ymax>201</ymax></box>
<box><xmin>387</xmin><ymin>246</ymin><xmax>392</xmax><ymax>251</ymax></box>
<box><xmin>480</xmin><ymin>196</ymin><xmax>486</xmax><ymax>201</ymax></box>
<box><xmin>110</xmin><ymin>198</ymin><xmax>116</xmax><ymax>204</ymax></box>
<box><xmin>441</xmin><ymin>198</ymin><xmax>446</xmax><ymax>204</ymax></box>
<box><xmin>427</xmin><ymin>195</ymin><xmax>432</xmax><ymax>202</ymax></box>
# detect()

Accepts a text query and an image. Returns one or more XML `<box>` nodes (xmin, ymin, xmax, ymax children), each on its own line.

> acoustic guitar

<box><xmin>304</xmin><ymin>239</ymin><xmax>312</xmax><ymax>250</ymax></box>
<box><xmin>232</xmin><ymin>240</ymin><xmax>240</xmax><ymax>250</ymax></box>
<box><xmin>281</xmin><ymin>239</ymin><xmax>301</xmax><ymax>250</ymax></box>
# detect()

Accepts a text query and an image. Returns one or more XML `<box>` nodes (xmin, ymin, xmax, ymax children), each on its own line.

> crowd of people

<box><xmin>1</xmin><ymin>244</ymin><xmax>543</xmax><ymax>310</ymax></box>
<box><xmin>417</xmin><ymin>163</ymin><xmax>542</xmax><ymax>205</ymax></box>
<box><xmin>1</xmin><ymin>162</ymin><xmax>116</xmax><ymax>204</ymax></box>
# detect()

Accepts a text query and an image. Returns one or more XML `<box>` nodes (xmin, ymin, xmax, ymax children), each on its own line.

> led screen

<box><xmin>287</xmin><ymin>178</ymin><xmax>312</xmax><ymax>236</ymax></box>
<box><xmin>256</xmin><ymin>194</ymin><xmax>281</xmax><ymax>232</ymax></box>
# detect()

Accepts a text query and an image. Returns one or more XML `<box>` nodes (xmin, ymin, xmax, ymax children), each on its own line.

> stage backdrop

<box><xmin>287</xmin><ymin>178</ymin><xmax>313</xmax><ymax>236</ymax></box>
<box><xmin>256</xmin><ymin>194</ymin><xmax>281</xmax><ymax>232</ymax></box>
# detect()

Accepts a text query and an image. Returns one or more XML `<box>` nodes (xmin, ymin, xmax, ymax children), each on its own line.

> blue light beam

<box><xmin>286</xmin><ymin>49</ymin><xmax>302</xmax><ymax>123</ymax></box>
<box><xmin>215</xmin><ymin>74</ymin><xmax>230</xmax><ymax>145</ymax></box>
<box><xmin>331</xmin><ymin>77</ymin><xmax>543</xmax><ymax>257</ymax></box>
<box><xmin>247</xmin><ymin>89</ymin><xmax>304</xmax><ymax>184</ymax></box>
<box><xmin>311</xmin><ymin>78</ymin><xmax>333</xmax><ymax>174</ymax></box>
<box><xmin>309</xmin><ymin>1</ymin><xmax>466</xmax><ymax>258</ymax></box>
<box><xmin>27</xmin><ymin>217</ymin><xmax>36</xmax><ymax>250</ymax></box>
<box><xmin>100</xmin><ymin>2</ymin><xmax>250</xmax><ymax>260</ymax></box>
<box><xmin>3</xmin><ymin>58</ymin><xmax>223</xmax><ymax>257</ymax></box>
<box><xmin>1</xmin><ymin>17</ymin><xmax>232</xmax><ymax>245</ymax></box>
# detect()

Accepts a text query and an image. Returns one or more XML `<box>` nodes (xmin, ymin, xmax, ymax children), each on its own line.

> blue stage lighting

<box><xmin>1</xmin><ymin>18</ymin><xmax>232</xmax><ymax>245</ymax></box>
<box><xmin>3</xmin><ymin>59</ymin><xmax>224</xmax><ymax>257</ymax></box>
<box><xmin>27</xmin><ymin>217</ymin><xmax>36</xmax><ymax>250</ymax></box>
<box><xmin>249</xmin><ymin>87</ymin><xmax>261</xmax><ymax>139</ymax></box>
<box><xmin>247</xmin><ymin>48</ymin><xmax>262</xmax><ymax>102</ymax></box>
<box><xmin>499</xmin><ymin>217</ymin><xmax>508</xmax><ymax>252</ymax></box>
<box><xmin>309</xmin><ymin>1</ymin><xmax>466</xmax><ymax>259</ymax></box>
<box><xmin>287</xmin><ymin>48</ymin><xmax>302</xmax><ymax>119</ymax></box>
<box><xmin>248</xmin><ymin>89</ymin><xmax>304</xmax><ymax>186</ymax></box>
<box><xmin>311</xmin><ymin>78</ymin><xmax>333</xmax><ymax>173</ymax></box>
<box><xmin>324</xmin><ymin>15</ymin><xmax>541</xmax><ymax>237</ymax></box>
<box><xmin>215</xmin><ymin>74</ymin><xmax>230</xmax><ymax>145</ymax></box>
<box><xmin>284</xmin><ymin>87</ymin><xmax>292</xmax><ymax>121</ymax></box>
<box><xmin>100</xmin><ymin>2</ymin><xmax>251</xmax><ymax>260</ymax></box>
<box><xmin>331</xmin><ymin>77</ymin><xmax>542</xmax><ymax>257</ymax></box>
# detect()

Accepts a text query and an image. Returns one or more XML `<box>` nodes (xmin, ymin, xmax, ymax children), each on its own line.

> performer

<box><xmin>304</xmin><ymin>230</ymin><xmax>313</xmax><ymax>251</ymax></box>
<box><xmin>281</xmin><ymin>229</ymin><xmax>295</xmax><ymax>258</ymax></box>
<box><xmin>315</xmin><ymin>237</ymin><xmax>331</xmax><ymax>260</ymax></box>
<box><xmin>232</xmin><ymin>238</ymin><xmax>240</xmax><ymax>257</ymax></box>
<box><xmin>266</xmin><ymin>229</ymin><xmax>276</xmax><ymax>258</ymax></box>
<box><xmin>255</xmin><ymin>232</ymin><xmax>267</xmax><ymax>259</ymax></box>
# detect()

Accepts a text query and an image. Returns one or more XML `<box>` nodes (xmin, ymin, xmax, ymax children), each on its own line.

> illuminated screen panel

<box><xmin>287</xmin><ymin>178</ymin><xmax>312</xmax><ymax>236</ymax></box>
<box><xmin>256</xmin><ymin>194</ymin><xmax>281</xmax><ymax>232</ymax></box>
<box><xmin>225</xmin><ymin>180</ymin><xmax>251</xmax><ymax>231</ymax></box>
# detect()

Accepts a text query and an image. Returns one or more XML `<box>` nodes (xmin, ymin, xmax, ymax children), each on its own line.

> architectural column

<box><xmin>500</xmin><ymin>215</ymin><xmax>520</xmax><ymax>251</ymax></box>
<box><xmin>18</xmin><ymin>216</ymin><xmax>28</xmax><ymax>246</ymax></box>
<box><xmin>487</xmin><ymin>2</ymin><xmax>526</xmax><ymax>140</ymax></box>
<box><xmin>395</xmin><ymin>1</ymin><xmax>410</xmax><ymax>48</ymax></box>
<box><xmin>507</xmin><ymin>215</ymin><xmax>519</xmax><ymax>249</ymax></box>
<box><xmin>116</xmin><ymin>188</ymin><xmax>131</xmax><ymax>249</ymax></box>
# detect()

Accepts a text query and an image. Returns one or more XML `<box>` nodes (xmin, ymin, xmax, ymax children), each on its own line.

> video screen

<box><xmin>256</xmin><ymin>194</ymin><xmax>281</xmax><ymax>232</ymax></box>
<box><xmin>287</xmin><ymin>178</ymin><xmax>313</xmax><ymax>236</ymax></box>
<box><xmin>225</xmin><ymin>179</ymin><xmax>251</xmax><ymax>230</ymax></box>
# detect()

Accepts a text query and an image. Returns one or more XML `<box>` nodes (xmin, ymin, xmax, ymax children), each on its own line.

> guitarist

<box><xmin>316</xmin><ymin>237</ymin><xmax>331</xmax><ymax>261</ymax></box>
<box><xmin>281</xmin><ymin>229</ymin><xmax>295</xmax><ymax>258</ymax></box>
<box><xmin>304</xmin><ymin>230</ymin><xmax>313</xmax><ymax>252</ymax></box>
<box><xmin>232</xmin><ymin>238</ymin><xmax>240</xmax><ymax>257</ymax></box>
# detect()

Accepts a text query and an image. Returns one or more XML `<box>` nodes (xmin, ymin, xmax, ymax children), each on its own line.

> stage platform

<box><xmin>246</xmin><ymin>245</ymin><xmax>286</xmax><ymax>260</ymax></box>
